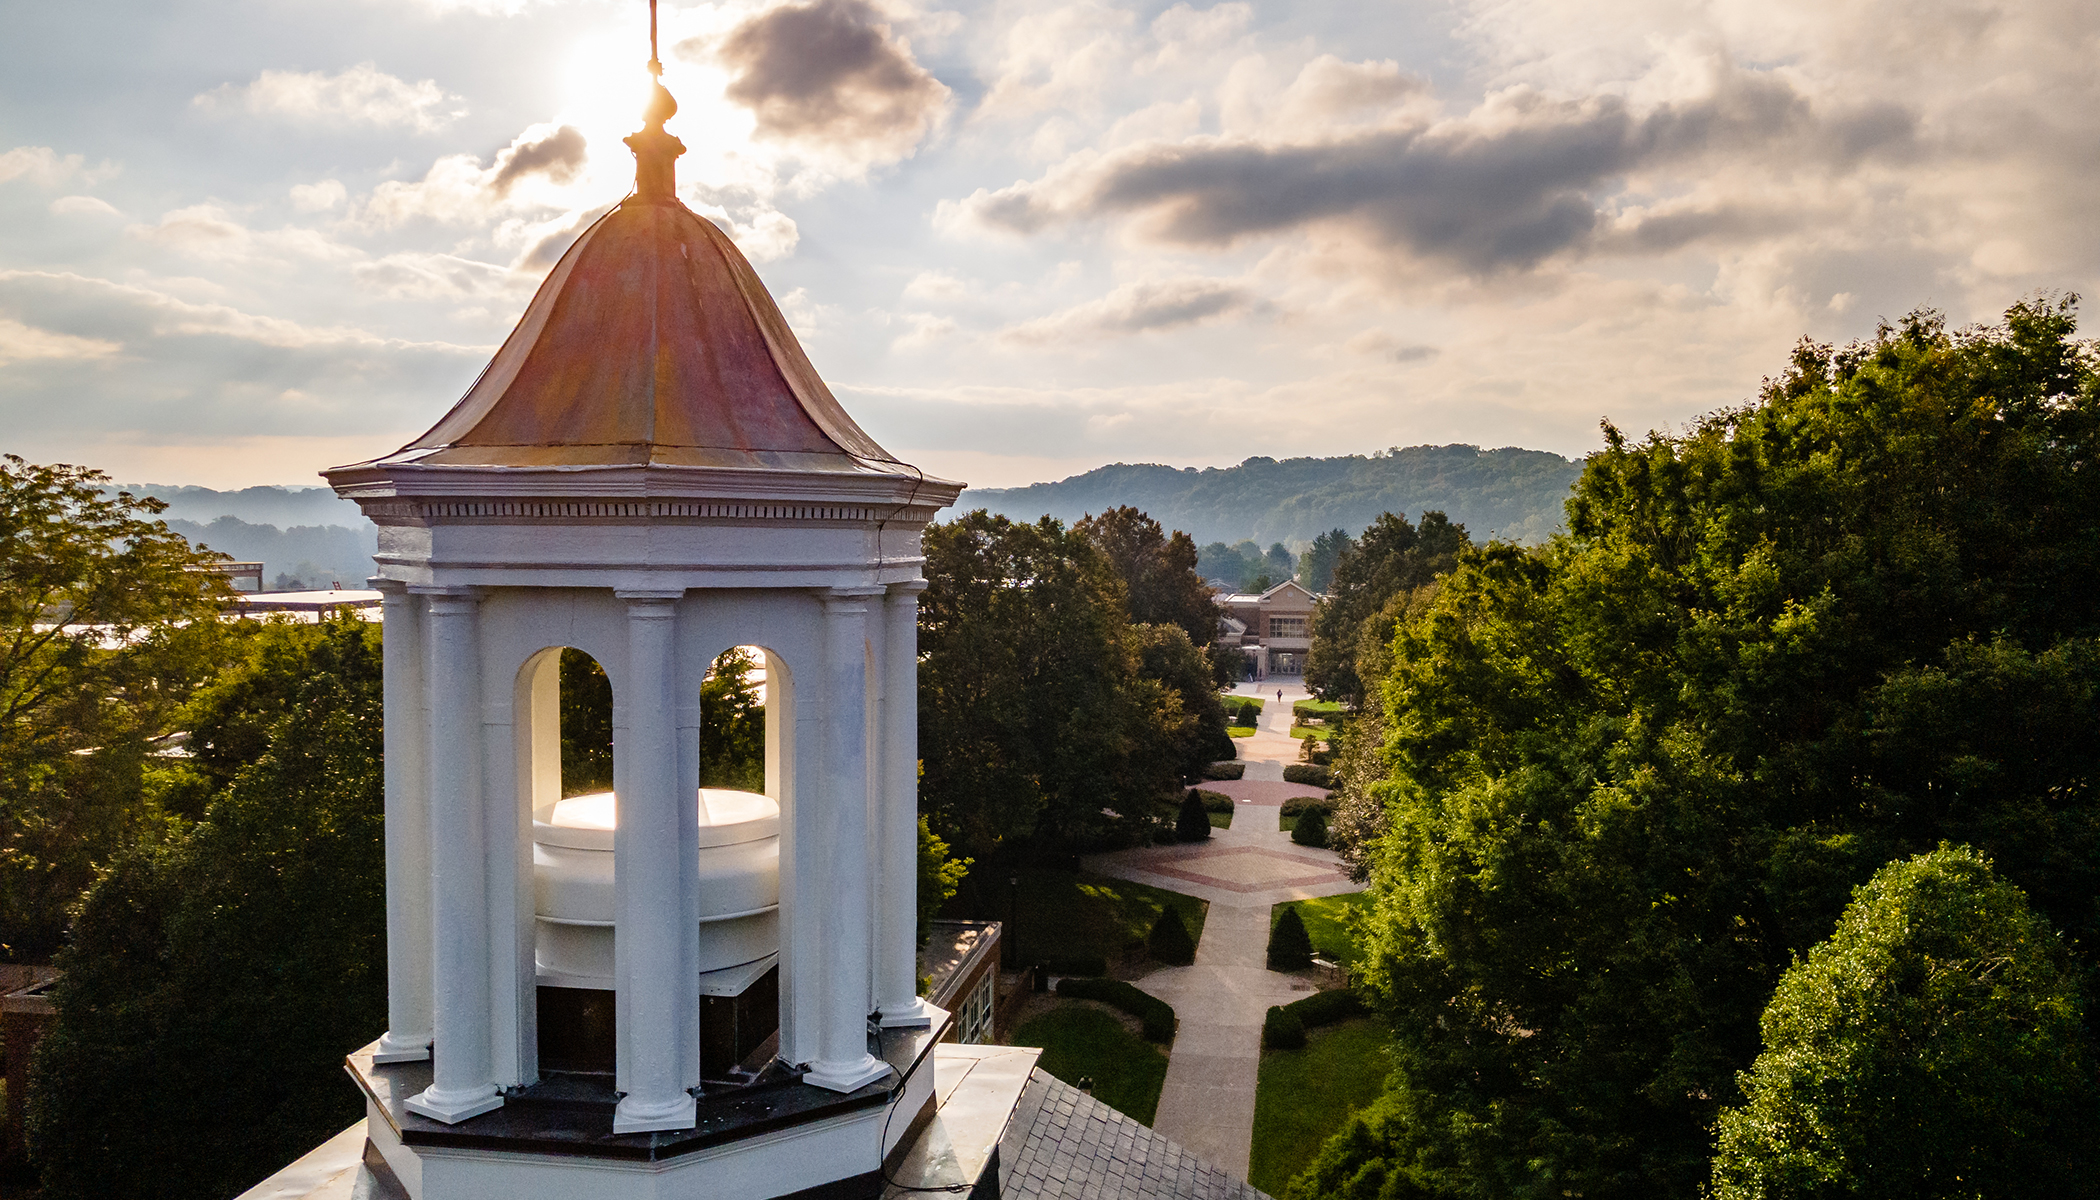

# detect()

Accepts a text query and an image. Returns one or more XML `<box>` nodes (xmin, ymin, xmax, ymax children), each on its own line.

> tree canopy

<box><xmin>1303</xmin><ymin>510</ymin><xmax>1468</xmax><ymax>707</ymax></box>
<box><xmin>1074</xmin><ymin>505</ymin><xmax>1219</xmax><ymax>650</ymax></box>
<box><xmin>1299</xmin><ymin>298</ymin><xmax>2100</xmax><ymax>1200</ymax></box>
<box><xmin>0</xmin><ymin>456</ymin><xmax>231</xmax><ymax>960</ymax></box>
<box><xmin>1712</xmin><ymin>846</ymin><xmax>2093</xmax><ymax>1200</ymax></box>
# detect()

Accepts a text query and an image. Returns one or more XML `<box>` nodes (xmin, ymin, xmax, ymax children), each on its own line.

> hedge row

<box><xmin>1202</xmin><ymin>762</ymin><xmax>1247</xmax><ymax>781</ymax></box>
<box><xmin>1197</xmin><ymin>790</ymin><xmax>1235</xmax><ymax>814</ymax></box>
<box><xmin>1262</xmin><ymin>988</ymin><xmax>1368</xmax><ymax>1051</ymax></box>
<box><xmin>1055</xmin><ymin>976</ymin><xmax>1177</xmax><ymax>1042</ymax></box>
<box><xmin>1282</xmin><ymin>763</ymin><xmax>1335</xmax><ymax>788</ymax></box>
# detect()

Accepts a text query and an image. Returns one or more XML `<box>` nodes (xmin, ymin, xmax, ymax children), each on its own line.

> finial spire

<box><xmin>625</xmin><ymin>0</ymin><xmax>685</xmax><ymax>203</ymax></box>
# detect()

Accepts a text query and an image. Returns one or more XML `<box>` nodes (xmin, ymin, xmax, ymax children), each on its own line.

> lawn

<box><xmin>1229</xmin><ymin>725</ymin><xmax>1256</xmax><ymax>738</ymax></box>
<box><xmin>1248</xmin><ymin>1018</ymin><xmax>1392</xmax><ymax>1194</ymax></box>
<box><xmin>960</xmin><ymin>869</ymin><xmax>1209</xmax><ymax>972</ymax></box>
<box><xmin>1208</xmin><ymin>807</ymin><xmax>1232</xmax><ymax>829</ymax></box>
<box><xmin>1288</xmin><ymin>722</ymin><xmax>1326</xmax><ymax>739</ymax></box>
<box><xmin>1273</xmin><ymin>892</ymin><xmax>1371</xmax><ymax>971</ymax></box>
<box><xmin>1290</xmin><ymin>699</ymin><xmax>1346</xmax><ymax>718</ymax></box>
<box><xmin>1012</xmin><ymin>1004</ymin><xmax>1171</xmax><ymax>1125</ymax></box>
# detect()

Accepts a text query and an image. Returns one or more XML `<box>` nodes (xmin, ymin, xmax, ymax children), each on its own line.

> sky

<box><xmin>2</xmin><ymin>0</ymin><xmax>2096</xmax><ymax>491</ymax></box>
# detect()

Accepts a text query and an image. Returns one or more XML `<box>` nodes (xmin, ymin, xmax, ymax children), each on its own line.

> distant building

<box><xmin>1216</xmin><ymin>579</ymin><xmax>1317</xmax><ymax>680</ymax></box>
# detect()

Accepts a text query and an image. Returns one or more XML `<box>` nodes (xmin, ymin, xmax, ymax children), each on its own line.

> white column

<box><xmin>613</xmin><ymin>592</ymin><xmax>699</xmax><ymax>1134</ymax></box>
<box><xmin>405</xmin><ymin>589</ymin><xmax>503</xmax><ymax>1124</ymax></box>
<box><xmin>373</xmin><ymin>580</ymin><xmax>433</xmax><ymax>1063</ymax></box>
<box><xmin>877</xmin><ymin>581</ymin><xmax>938</xmax><ymax>1027</ymax></box>
<box><xmin>802</xmin><ymin>587</ymin><xmax>891</xmax><ymax>1094</ymax></box>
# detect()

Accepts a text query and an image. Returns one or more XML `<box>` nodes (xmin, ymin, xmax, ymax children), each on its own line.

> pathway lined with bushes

<box><xmin>1083</xmin><ymin>783</ymin><xmax>1354</xmax><ymax>1178</ymax></box>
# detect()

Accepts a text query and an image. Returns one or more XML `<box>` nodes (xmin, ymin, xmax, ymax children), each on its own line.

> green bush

<box><xmin>1038</xmin><ymin>953</ymin><xmax>1110</xmax><ymax>977</ymax></box>
<box><xmin>1147</xmin><ymin>908</ymin><xmax>1197</xmax><ymax>965</ymax></box>
<box><xmin>1055</xmin><ymin>976</ymin><xmax>1177</xmax><ymax>1042</ymax></box>
<box><xmin>1176</xmin><ymin>789</ymin><xmax>1212</xmax><ymax>842</ymax></box>
<box><xmin>1279</xmin><ymin>795</ymin><xmax>1337</xmax><ymax>820</ymax></box>
<box><xmin>1284</xmin><ymin>988</ymin><xmax>1366</xmax><ymax>1028</ymax></box>
<box><xmin>1198</xmin><ymin>790</ymin><xmax>1235</xmax><ymax>814</ymax></box>
<box><xmin>1282</xmin><ymin>763</ymin><xmax>1334</xmax><ymax>788</ymax></box>
<box><xmin>1201</xmin><ymin>762</ymin><xmax>1246</xmax><ymax>781</ymax></box>
<box><xmin>1263</xmin><ymin>1004</ymin><xmax>1306</xmax><ymax>1050</ymax></box>
<box><xmin>1268</xmin><ymin>906</ymin><xmax>1314</xmax><ymax>971</ymax></box>
<box><xmin>1291</xmin><ymin>808</ymin><xmax>1330</xmax><ymax>848</ymax></box>
<box><xmin>1711</xmin><ymin>846</ymin><xmax>2095</xmax><ymax>1199</ymax></box>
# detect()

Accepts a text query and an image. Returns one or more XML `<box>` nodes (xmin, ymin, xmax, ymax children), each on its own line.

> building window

<box><xmin>1268</xmin><ymin>617</ymin><xmax>1306</xmax><ymax>638</ymax></box>
<box><xmin>959</xmin><ymin>972</ymin><xmax>994</xmax><ymax>1044</ymax></box>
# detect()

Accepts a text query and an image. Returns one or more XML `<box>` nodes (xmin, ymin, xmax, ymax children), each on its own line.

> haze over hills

<box><xmin>113</xmin><ymin>484</ymin><xmax>378</xmax><ymax>589</ymax></box>
<box><xmin>957</xmin><ymin>444</ymin><xmax>1586</xmax><ymax>547</ymax></box>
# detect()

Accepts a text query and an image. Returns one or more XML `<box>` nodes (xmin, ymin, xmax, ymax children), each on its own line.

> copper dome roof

<box><xmin>364</xmin><ymin>189</ymin><xmax>899</xmax><ymax>475</ymax></box>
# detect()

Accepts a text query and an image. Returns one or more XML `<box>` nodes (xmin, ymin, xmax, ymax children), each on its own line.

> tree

<box><xmin>1300</xmin><ymin>529</ymin><xmax>1350</xmax><ymax>593</ymax></box>
<box><xmin>699</xmin><ymin>648</ymin><xmax>764</xmax><ymax>791</ymax></box>
<box><xmin>918</xmin><ymin>510</ymin><xmax>1183</xmax><ymax>860</ymax></box>
<box><xmin>1303</xmin><ymin>510</ymin><xmax>1468</xmax><ymax>707</ymax></box>
<box><xmin>1268</xmin><ymin>906</ymin><xmax>1313</xmax><ymax>970</ymax></box>
<box><xmin>1315</xmin><ymin>298</ymin><xmax>2100</xmax><ymax>1199</ymax></box>
<box><xmin>917</xmin><ymin>815</ymin><xmax>970</xmax><ymax>941</ymax></box>
<box><xmin>1176</xmin><ymin>790</ymin><xmax>1211</xmax><ymax>842</ymax></box>
<box><xmin>1265</xmin><ymin>542</ymin><xmax>1295</xmax><ymax>581</ymax></box>
<box><xmin>1711</xmin><ymin>847</ymin><xmax>2094</xmax><ymax>1199</ymax></box>
<box><xmin>1148</xmin><ymin>907</ymin><xmax>1196</xmax><ymax>964</ymax></box>
<box><xmin>1075</xmin><ymin>506</ymin><xmax>1219</xmax><ymax>650</ymax></box>
<box><xmin>560</xmin><ymin>647</ymin><xmax>614</xmax><ymax>795</ymax></box>
<box><xmin>1290</xmin><ymin>807</ymin><xmax>1328</xmax><ymax>848</ymax></box>
<box><xmin>0</xmin><ymin>456</ymin><xmax>232</xmax><ymax>961</ymax></box>
<box><xmin>26</xmin><ymin>615</ymin><xmax>385</xmax><ymax>1200</ymax></box>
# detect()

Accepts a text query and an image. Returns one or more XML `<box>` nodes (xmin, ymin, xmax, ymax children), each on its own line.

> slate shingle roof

<box><xmin>998</xmin><ymin>1070</ymin><xmax>1272</xmax><ymax>1200</ymax></box>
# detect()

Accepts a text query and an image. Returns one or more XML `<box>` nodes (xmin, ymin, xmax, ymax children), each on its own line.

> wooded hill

<box><xmin>958</xmin><ymin>444</ymin><xmax>1583</xmax><ymax>547</ymax></box>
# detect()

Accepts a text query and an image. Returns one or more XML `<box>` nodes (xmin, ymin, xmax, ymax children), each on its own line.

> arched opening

<box><xmin>694</xmin><ymin>646</ymin><xmax>781</xmax><ymax>1083</ymax></box>
<box><xmin>560</xmin><ymin>647</ymin><xmax>613</xmax><ymax>797</ymax></box>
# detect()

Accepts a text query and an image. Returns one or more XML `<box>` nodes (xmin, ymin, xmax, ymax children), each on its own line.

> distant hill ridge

<box><xmin>108</xmin><ymin>483</ymin><xmax>378</xmax><ymax>589</ymax></box>
<box><xmin>957</xmin><ymin>444</ymin><xmax>1585</xmax><ymax>546</ymax></box>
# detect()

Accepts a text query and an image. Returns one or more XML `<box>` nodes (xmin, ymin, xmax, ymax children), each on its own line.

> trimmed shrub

<box><xmin>1197</xmin><ymin>790</ymin><xmax>1235</xmax><ymax>814</ymax></box>
<box><xmin>1201</xmin><ymin>762</ymin><xmax>1246</xmax><ymax>781</ymax></box>
<box><xmin>1282</xmin><ymin>763</ymin><xmax>1335</xmax><ymax>788</ymax></box>
<box><xmin>1291</xmin><ymin>808</ymin><xmax>1330</xmax><ymax>848</ymax></box>
<box><xmin>1056</xmin><ymin>976</ymin><xmax>1177</xmax><ymax>1042</ymax></box>
<box><xmin>1279</xmin><ymin>795</ymin><xmax>1337</xmax><ymax>821</ymax></box>
<box><xmin>1147</xmin><ymin>908</ymin><xmax>1196</xmax><ymax>965</ymax></box>
<box><xmin>1268</xmin><ymin>906</ymin><xmax>1314</xmax><ymax>971</ymax></box>
<box><xmin>1262</xmin><ymin>1004</ymin><xmax>1306</xmax><ymax>1051</ymax></box>
<box><xmin>1176</xmin><ymin>790</ymin><xmax>1212</xmax><ymax>842</ymax></box>
<box><xmin>1284</xmin><ymin>988</ymin><xmax>1366</xmax><ymax>1028</ymax></box>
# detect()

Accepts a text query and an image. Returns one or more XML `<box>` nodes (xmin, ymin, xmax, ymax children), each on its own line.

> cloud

<box><xmin>194</xmin><ymin>63</ymin><xmax>466</xmax><ymax>133</ymax></box>
<box><xmin>49</xmin><ymin>195</ymin><xmax>120</xmax><ymax>216</ymax></box>
<box><xmin>0</xmin><ymin>317</ymin><xmax>121</xmax><ymax>366</ymax></box>
<box><xmin>289</xmin><ymin>180</ymin><xmax>347</xmax><ymax>212</ymax></box>
<box><xmin>953</xmin><ymin>59</ymin><xmax>1917</xmax><ymax>276</ymax></box>
<box><xmin>704</xmin><ymin>0</ymin><xmax>951</xmax><ymax>163</ymax></box>
<box><xmin>360</xmin><ymin>124</ymin><xmax>588</xmax><ymax>226</ymax></box>
<box><xmin>1002</xmin><ymin>278</ymin><xmax>1256</xmax><ymax>344</ymax></box>
<box><xmin>351</xmin><ymin>252</ymin><xmax>514</xmax><ymax>300</ymax></box>
<box><xmin>126</xmin><ymin>205</ymin><xmax>360</xmax><ymax>265</ymax></box>
<box><xmin>0</xmin><ymin>146</ymin><xmax>117</xmax><ymax>188</ymax></box>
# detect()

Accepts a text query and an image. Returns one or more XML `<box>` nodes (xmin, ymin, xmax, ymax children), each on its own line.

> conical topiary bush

<box><xmin>1291</xmin><ymin>806</ymin><xmax>1329</xmax><ymax>848</ymax></box>
<box><xmin>1148</xmin><ymin>907</ymin><xmax>1196</xmax><ymax>965</ymax></box>
<box><xmin>1267</xmin><ymin>905</ymin><xmax>1313</xmax><ymax>971</ymax></box>
<box><xmin>1176</xmin><ymin>788</ymin><xmax>1211</xmax><ymax>842</ymax></box>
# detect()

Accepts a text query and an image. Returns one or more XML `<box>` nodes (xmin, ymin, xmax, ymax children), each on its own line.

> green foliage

<box><xmin>1012</xmin><ymin>1005</ymin><xmax>1169</xmax><ymax>1125</ymax></box>
<box><xmin>1291</xmin><ymin>808</ymin><xmax>1329</xmax><ymax>848</ymax></box>
<box><xmin>1074</xmin><ymin>506</ymin><xmax>1220</xmax><ymax>651</ymax></box>
<box><xmin>1202</xmin><ymin>761</ymin><xmax>1246</xmax><ymax>781</ymax></box>
<box><xmin>698</xmin><ymin>647</ymin><xmax>765</xmax><ymax>790</ymax></box>
<box><xmin>1284</xmin><ymin>987</ymin><xmax>1367</xmax><ymax>1028</ymax></box>
<box><xmin>1301</xmin><ymin>529</ymin><xmax>1350</xmax><ymax>593</ymax></box>
<box><xmin>919</xmin><ymin>511</ymin><xmax>1190</xmax><ymax>859</ymax></box>
<box><xmin>917</xmin><ymin>816</ymin><xmax>971</xmax><ymax>942</ymax></box>
<box><xmin>1176</xmin><ymin>789</ymin><xmax>1212</xmax><ymax>842</ymax></box>
<box><xmin>1335</xmin><ymin>298</ymin><xmax>2100</xmax><ymax>1199</ymax></box>
<box><xmin>1129</xmin><ymin>622</ymin><xmax>1236</xmax><ymax>778</ymax></box>
<box><xmin>558</xmin><ymin>647</ymin><xmax>612</xmax><ymax>796</ymax></box>
<box><xmin>956</xmin><ymin>868</ymin><xmax>1205</xmax><ymax>974</ymax></box>
<box><xmin>1147</xmin><ymin>906</ymin><xmax>1197</xmax><ymax>965</ymax></box>
<box><xmin>1253</xmin><ymin>1018</ymin><xmax>1391</xmax><ymax>1198</ymax></box>
<box><xmin>1264</xmin><ymin>1004</ymin><xmax>1306</xmax><ymax>1050</ymax></box>
<box><xmin>1282</xmin><ymin>763</ymin><xmax>1334</xmax><ymax>788</ymax></box>
<box><xmin>1711</xmin><ymin>847</ymin><xmax>2094</xmax><ymax>1199</ymax></box>
<box><xmin>0</xmin><ymin>456</ymin><xmax>234</xmax><ymax>961</ymax></box>
<box><xmin>1197</xmin><ymin>790</ymin><xmax>1235</xmax><ymax>814</ymax></box>
<box><xmin>1269</xmin><ymin>905</ymin><xmax>1314</xmax><ymax>970</ymax></box>
<box><xmin>1305</xmin><ymin>510</ymin><xmax>1469</xmax><ymax>706</ymax></box>
<box><xmin>1288</xmin><ymin>892</ymin><xmax>1374</xmax><ymax>972</ymax></box>
<box><xmin>26</xmin><ymin>616</ymin><xmax>384</xmax><ymax>1200</ymax></box>
<box><xmin>1054</xmin><ymin>976</ymin><xmax>1177</xmax><ymax>1042</ymax></box>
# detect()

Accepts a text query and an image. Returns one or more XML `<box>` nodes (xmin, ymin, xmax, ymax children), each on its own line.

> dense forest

<box><xmin>960</xmin><ymin>444</ymin><xmax>1582</xmax><ymax>547</ymax></box>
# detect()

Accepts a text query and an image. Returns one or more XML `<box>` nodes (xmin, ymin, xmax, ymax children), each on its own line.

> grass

<box><xmin>1208</xmin><ymin>808</ymin><xmax>1233</xmax><ymax>829</ymax></box>
<box><xmin>1229</xmin><ymin>726</ymin><xmax>1257</xmax><ymax>738</ymax></box>
<box><xmin>1291</xmin><ymin>699</ymin><xmax>1346</xmax><ymax>717</ymax></box>
<box><xmin>1288</xmin><ymin>722</ymin><xmax>1326</xmax><ymax>739</ymax></box>
<box><xmin>965</xmin><ymin>869</ymin><xmax>1209</xmax><ymax>970</ymax></box>
<box><xmin>1012</xmin><ymin>1004</ymin><xmax>1171</xmax><ymax>1125</ymax></box>
<box><xmin>1248</xmin><ymin>1018</ymin><xmax>1393</xmax><ymax>1195</ymax></box>
<box><xmin>1273</xmin><ymin>892</ymin><xmax>1372</xmax><ymax>971</ymax></box>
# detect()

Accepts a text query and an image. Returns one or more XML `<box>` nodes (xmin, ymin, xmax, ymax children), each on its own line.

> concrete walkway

<box><xmin>1081</xmin><ymin>680</ymin><xmax>1355</xmax><ymax>1178</ymax></box>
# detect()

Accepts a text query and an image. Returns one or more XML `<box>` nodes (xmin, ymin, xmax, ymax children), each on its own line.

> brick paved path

<box><xmin>1083</xmin><ymin>689</ymin><xmax>1355</xmax><ymax>1176</ymax></box>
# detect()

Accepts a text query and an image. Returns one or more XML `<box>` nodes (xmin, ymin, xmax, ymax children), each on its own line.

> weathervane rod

<box><xmin>648</xmin><ymin>0</ymin><xmax>662</xmax><ymax>77</ymax></box>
